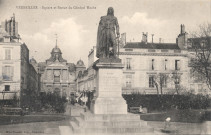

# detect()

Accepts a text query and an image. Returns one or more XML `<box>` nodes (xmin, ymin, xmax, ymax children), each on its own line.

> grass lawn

<box><xmin>140</xmin><ymin>109</ymin><xmax>206</xmax><ymax>123</ymax></box>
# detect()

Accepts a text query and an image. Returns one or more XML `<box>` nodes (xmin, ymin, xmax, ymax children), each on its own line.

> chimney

<box><xmin>4</xmin><ymin>19</ymin><xmax>7</xmax><ymax>32</ymax></box>
<box><xmin>177</xmin><ymin>24</ymin><xmax>188</xmax><ymax>50</ymax></box>
<box><xmin>9</xmin><ymin>18</ymin><xmax>12</xmax><ymax>35</ymax></box>
<box><xmin>146</xmin><ymin>32</ymin><xmax>148</xmax><ymax>43</ymax></box>
<box><xmin>180</xmin><ymin>24</ymin><xmax>185</xmax><ymax>34</ymax></box>
<box><xmin>12</xmin><ymin>13</ymin><xmax>16</xmax><ymax>36</ymax></box>
<box><xmin>151</xmin><ymin>34</ymin><xmax>154</xmax><ymax>43</ymax></box>
<box><xmin>142</xmin><ymin>32</ymin><xmax>148</xmax><ymax>43</ymax></box>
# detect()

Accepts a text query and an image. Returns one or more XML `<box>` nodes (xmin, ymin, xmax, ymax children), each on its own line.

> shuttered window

<box><xmin>126</xmin><ymin>58</ymin><xmax>131</xmax><ymax>70</ymax></box>
<box><xmin>2</xmin><ymin>66</ymin><xmax>14</xmax><ymax>80</ymax></box>
<box><xmin>5</xmin><ymin>49</ymin><xmax>11</xmax><ymax>60</ymax></box>
<box><xmin>149</xmin><ymin>76</ymin><xmax>154</xmax><ymax>88</ymax></box>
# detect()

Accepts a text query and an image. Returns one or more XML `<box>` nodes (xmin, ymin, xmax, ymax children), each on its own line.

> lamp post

<box><xmin>2</xmin><ymin>90</ymin><xmax>5</xmax><ymax>107</ymax></box>
<box><xmin>175</xmin><ymin>77</ymin><xmax>180</xmax><ymax>94</ymax></box>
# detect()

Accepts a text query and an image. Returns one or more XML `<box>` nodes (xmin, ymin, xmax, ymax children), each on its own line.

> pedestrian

<box><xmin>164</xmin><ymin>117</ymin><xmax>171</xmax><ymax>130</ymax></box>
<box><xmin>139</xmin><ymin>105</ymin><xmax>143</xmax><ymax>113</ymax></box>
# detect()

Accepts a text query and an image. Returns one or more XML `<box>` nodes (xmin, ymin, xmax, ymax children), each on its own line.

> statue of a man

<box><xmin>96</xmin><ymin>7</ymin><xmax>120</xmax><ymax>59</ymax></box>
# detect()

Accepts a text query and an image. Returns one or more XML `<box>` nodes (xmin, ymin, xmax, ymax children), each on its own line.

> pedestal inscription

<box><xmin>91</xmin><ymin>62</ymin><xmax>127</xmax><ymax>114</ymax></box>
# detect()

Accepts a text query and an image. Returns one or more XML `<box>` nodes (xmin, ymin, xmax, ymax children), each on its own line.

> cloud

<box><xmin>119</xmin><ymin>12</ymin><xmax>177</xmax><ymax>43</ymax></box>
<box><xmin>121</xmin><ymin>12</ymin><xmax>166</xmax><ymax>26</ymax></box>
<box><xmin>21</xmin><ymin>18</ymin><xmax>89</xmax><ymax>65</ymax></box>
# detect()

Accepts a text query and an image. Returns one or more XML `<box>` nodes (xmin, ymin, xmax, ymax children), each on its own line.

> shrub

<box><xmin>122</xmin><ymin>93</ymin><xmax>210</xmax><ymax>112</ymax></box>
<box><xmin>40</xmin><ymin>93</ymin><xmax>67</xmax><ymax>113</ymax></box>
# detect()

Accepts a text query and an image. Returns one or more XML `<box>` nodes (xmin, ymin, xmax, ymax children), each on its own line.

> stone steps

<box><xmin>73</xmin><ymin>126</ymin><xmax>153</xmax><ymax>134</ymax></box>
<box><xmin>71</xmin><ymin>121</ymin><xmax>153</xmax><ymax>134</ymax></box>
<box><xmin>73</xmin><ymin>117</ymin><xmax>147</xmax><ymax>128</ymax></box>
<box><xmin>69</xmin><ymin>112</ymin><xmax>154</xmax><ymax>134</ymax></box>
<box><xmin>80</xmin><ymin>112</ymin><xmax>140</xmax><ymax>121</ymax></box>
<box><xmin>59</xmin><ymin>126</ymin><xmax>73</xmax><ymax>135</ymax></box>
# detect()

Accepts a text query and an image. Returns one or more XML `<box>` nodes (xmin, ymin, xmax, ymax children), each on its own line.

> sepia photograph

<box><xmin>0</xmin><ymin>0</ymin><xmax>211</xmax><ymax>134</ymax></box>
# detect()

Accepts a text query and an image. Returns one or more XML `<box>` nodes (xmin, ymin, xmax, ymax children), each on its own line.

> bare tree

<box><xmin>153</xmin><ymin>73</ymin><xmax>168</xmax><ymax>96</ymax></box>
<box><xmin>171</xmin><ymin>71</ymin><xmax>182</xmax><ymax>94</ymax></box>
<box><xmin>153</xmin><ymin>71</ymin><xmax>185</xmax><ymax>95</ymax></box>
<box><xmin>189</xmin><ymin>23</ymin><xmax>211</xmax><ymax>90</ymax></box>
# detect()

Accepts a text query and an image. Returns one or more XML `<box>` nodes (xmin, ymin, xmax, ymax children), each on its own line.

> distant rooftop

<box><xmin>124</xmin><ymin>42</ymin><xmax>180</xmax><ymax>50</ymax></box>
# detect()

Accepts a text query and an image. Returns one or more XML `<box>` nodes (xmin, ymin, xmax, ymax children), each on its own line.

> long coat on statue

<box><xmin>96</xmin><ymin>8</ymin><xmax>119</xmax><ymax>58</ymax></box>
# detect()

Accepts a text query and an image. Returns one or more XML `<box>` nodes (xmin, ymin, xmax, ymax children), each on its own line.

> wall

<box><xmin>120</xmin><ymin>48</ymin><xmax>189</xmax><ymax>94</ymax></box>
<box><xmin>0</xmin><ymin>42</ymin><xmax>21</xmax><ymax>100</ymax></box>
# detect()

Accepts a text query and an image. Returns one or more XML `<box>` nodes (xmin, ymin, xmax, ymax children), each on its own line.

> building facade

<box><xmin>76</xmin><ymin>46</ymin><xmax>97</xmax><ymax>93</ymax></box>
<box><xmin>0</xmin><ymin>14</ymin><xmax>40</xmax><ymax>107</ymax></box>
<box><xmin>37</xmin><ymin>44</ymin><xmax>86</xmax><ymax>98</ymax></box>
<box><xmin>120</xmin><ymin>42</ymin><xmax>189</xmax><ymax>94</ymax></box>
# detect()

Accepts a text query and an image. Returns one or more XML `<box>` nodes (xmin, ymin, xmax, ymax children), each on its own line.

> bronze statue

<box><xmin>96</xmin><ymin>7</ymin><xmax>120</xmax><ymax>59</ymax></box>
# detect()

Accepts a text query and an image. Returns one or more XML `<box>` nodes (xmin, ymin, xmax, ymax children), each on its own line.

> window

<box><xmin>54</xmin><ymin>76</ymin><xmax>60</xmax><ymax>82</ymax></box>
<box><xmin>151</xmin><ymin>59</ymin><xmax>154</xmax><ymax>70</ymax></box>
<box><xmin>126</xmin><ymin>58</ymin><xmax>131</xmax><ymax>70</ymax></box>
<box><xmin>5</xmin><ymin>49</ymin><xmax>11</xmax><ymax>60</ymax></box>
<box><xmin>164</xmin><ymin>59</ymin><xmax>167</xmax><ymax>70</ymax></box>
<box><xmin>149</xmin><ymin>76</ymin><xmax>154</xmax><ymax>88</ymax></box>
<box><xmin>62</xmin><ymin>70</ymin><xmax>68</xmax><ymax>80</ymax></box>
<box><xmin>2</xmin><ymin>66</ymin><xmax>13</xmax><ymax>80</ymax></box>
<box><xmin>126</xmin><ymin>75</ymin><xmax>132</xmax><ymax>88</ymax></box>
<box><xmin>175</xmin><ymin>60</ymin><xmax>180</xmax><ymax>70</ymax></box>
<box><xmin>5</xmin><ymin>85</ymin><xmax>10</xmax><ymax>91</ymax></box>
<box><xmin>46</xmin><ymin>70</ymin><xmax>53</xmax><ymax>80</ymax></box>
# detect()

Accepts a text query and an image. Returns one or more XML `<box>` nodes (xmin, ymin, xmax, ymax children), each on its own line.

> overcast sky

<box><xmin>0</xmin><ymin>0</ymin><xmax>211</xmax><ymax>66</ymax></box>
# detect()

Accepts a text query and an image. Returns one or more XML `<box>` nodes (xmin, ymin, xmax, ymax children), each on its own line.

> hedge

<box><xmin>122</xmin><ymin>93</ymin><xmax>210</xmax><ymax>112</ymax></box>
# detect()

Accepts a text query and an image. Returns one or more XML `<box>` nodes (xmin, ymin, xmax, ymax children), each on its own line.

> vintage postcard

<box><xmin>0</xmin><ymin>0</ymin><xmax>211</xmax><ymax>134</ymax></box>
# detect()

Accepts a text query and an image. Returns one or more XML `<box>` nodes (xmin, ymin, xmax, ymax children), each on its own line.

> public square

<box><xmin>1</xmin><ymin>0</ymin><xmax>211</xmax><ymax>134</ymax></box>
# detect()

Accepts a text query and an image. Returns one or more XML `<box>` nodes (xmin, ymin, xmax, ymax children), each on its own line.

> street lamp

<box><xmin>2</xmin><ymin>90</ymin><xmax>5</xmax><ymax>107</ymax></box>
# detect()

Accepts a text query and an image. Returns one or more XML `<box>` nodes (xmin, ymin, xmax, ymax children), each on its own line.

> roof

<box><xmin>51</xmin><ymin>47</ymin><xmax>61</xmax><ymax>53</ymax></box>
<box><xmin>76</xmin><ymin>59</ymin><xmax>85</xmax><ymax>67</ymax></box>
<box><xmin>124</xmin><ymin>42</ymin><xmax>180</xmax><ymax>50</ymax></box>
<box><xmin>67</xmin><ymin>63</ymin><xmax>76</xmax><ymax>72</ymax></box>
<box><xmin>38</xmin><ymin>62</ymin><xmax>46</xmax><ymax>72</ymax></box>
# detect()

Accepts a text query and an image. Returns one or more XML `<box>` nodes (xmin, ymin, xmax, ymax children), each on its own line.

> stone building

<box><xmin>37</xmin><ymin>43</ymin><xmax>85</xmax><ymax>97</ymax></box>
<box><xmin>0</xmin><ymin>14</ymin><xmax>40</xmax><ymax>107</ymax></box>
<box><xmin>76</xmin><ymin>24</ymin><xmax>210</xmax><ymax>95</ymax></box>
<box><xmin>120</xmin><ymin>34</ymin><xmax>189</xmax><ymax>94</ymax></box>
<box><xmin>76</xmin><ymin>46</ymin><xmax>97</xmax><ymax>93</ymax></box>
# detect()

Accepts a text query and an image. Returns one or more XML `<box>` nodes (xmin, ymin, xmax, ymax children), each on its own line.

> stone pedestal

<box><xmin>91</xmin><ymin>58</ymin><xmax>127</xmax><ymax>114</ymax></box>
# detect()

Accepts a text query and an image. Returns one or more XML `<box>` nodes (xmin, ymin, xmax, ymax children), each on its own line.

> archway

<box><xmin>54</xmin><ymin>88</ymin><xmax>60</xmax><ymax>96</ymax></box>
